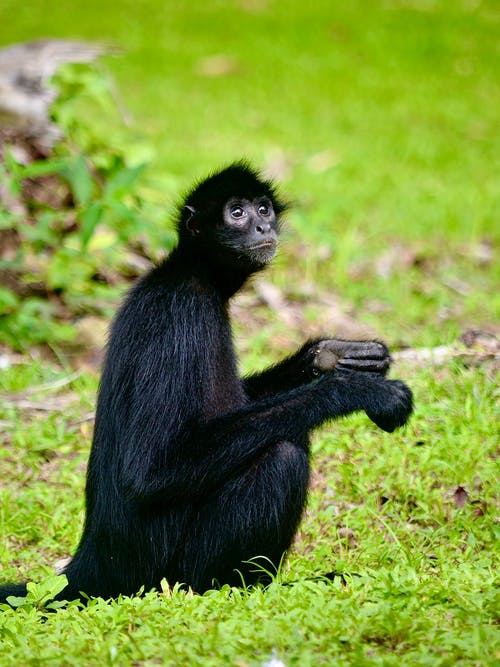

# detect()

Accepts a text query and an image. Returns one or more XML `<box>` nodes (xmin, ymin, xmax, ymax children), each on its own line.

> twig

<box><xmin>393</xmin><ymin>345</ymin><xmax>499</xmax><ymax>366</ymax></box>
<box><xmin>23</xmin><ymin>370</ymin><xmax>82</xmax><ymax>395</ymax></box>
<box><xmin>1</xmin><ymin>395</ymin><xmax>77</xmax><ymax>411</ymax></box>
<box><xmin>69</xmin><ymin>412</ymin><xmax>95</xmax><ymax>426</ymax></box>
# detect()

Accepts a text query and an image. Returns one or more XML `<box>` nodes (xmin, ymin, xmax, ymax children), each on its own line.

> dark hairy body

<box><xmin>0</xmin><ymin>163</ymin><xmax>412</xmax><ymax>603</ymax></box>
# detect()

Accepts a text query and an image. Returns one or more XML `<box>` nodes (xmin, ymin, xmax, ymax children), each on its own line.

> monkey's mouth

<box><xmin>248</xmin><ymin>241</ymin><xmax>277</xmax><ymax>250</ymax></box>
<box><xmin>245</xmin><ymin>241</ymin><xmax>277</xmax><ymax>265</ymax></box>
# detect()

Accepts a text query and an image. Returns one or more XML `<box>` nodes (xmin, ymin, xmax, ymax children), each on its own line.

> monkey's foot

<box><xmin>313</xmin><ymin>339</ymin><xmax>390</xmax><ymax>375</ymax></box>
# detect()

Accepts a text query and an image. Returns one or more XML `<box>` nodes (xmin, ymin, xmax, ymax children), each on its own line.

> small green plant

<box><xmin>2</xmin><ymin>575</ymin><xmax>69</xmax><ymax>612</ymax></box>
<box><xmin>0</xmin><ymin>65</ymin><xmax>175</xmax><ymax>351</ymax></box>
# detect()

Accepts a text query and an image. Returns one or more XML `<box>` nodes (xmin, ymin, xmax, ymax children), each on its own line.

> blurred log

<box><xmin>393</xmin><ymin>330</ymin><xmax>499</xmax><ymax>368</ymax></box>
<box><xmin>0</xmin><ymin>39</ymin><xmax>106</xmax><ymax>149</ymax></box>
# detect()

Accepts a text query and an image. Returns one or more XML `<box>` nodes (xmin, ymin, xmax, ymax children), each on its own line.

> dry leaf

<box><xmin>453</xmin><ymin>485</ymin><xmax>469</xmax><ymax>508</ymax></box>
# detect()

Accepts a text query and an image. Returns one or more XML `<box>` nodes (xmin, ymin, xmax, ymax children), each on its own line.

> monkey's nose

<box><xmin>255</xmin><ymin>223</ymin><xmax>271</xmax><ymax>234</ymax></box>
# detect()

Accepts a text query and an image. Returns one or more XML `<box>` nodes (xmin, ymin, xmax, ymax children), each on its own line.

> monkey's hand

<box><xmin>364</xmin><ymin>378</ymin><xmax>413</xmax><ymax>432</ymax></box>
<box><xmin>313</xmin><ymin>339</ymin><xmax>390</xmax><ymax>376</ymax></box>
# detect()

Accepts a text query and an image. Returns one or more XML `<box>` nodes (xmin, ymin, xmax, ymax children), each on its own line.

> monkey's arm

<box><xmin>243</xmin><ymin>338</ymin><xmax>390</xmax><ymax>400</ymax></box>
<box><xmin>242</xmin><ymin>340</ymin><xmax>320</xmax><ymax>398</ymax></box>
<box><xmin>121</xmin><ymin>371</ymin><xmax>412</xmax><ymax>504</ymax></box>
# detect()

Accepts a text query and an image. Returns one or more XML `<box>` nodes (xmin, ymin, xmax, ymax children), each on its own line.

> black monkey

<box><xmin>0</xmin><ymin>162</ymin><xmax>412</xmax><ymax>603</ymax></box>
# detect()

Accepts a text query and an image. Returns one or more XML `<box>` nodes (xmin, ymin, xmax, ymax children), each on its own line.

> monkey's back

<box><xmin>66</xmin><ymin>258</ymin><xmax>249</xmax><ymax>597</ymax></box>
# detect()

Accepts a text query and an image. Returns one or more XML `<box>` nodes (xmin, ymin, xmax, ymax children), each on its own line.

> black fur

<box><xmin>0</xmin><ymin>163</ymin><xmax>412</xmax><ymax>604</ymax></box>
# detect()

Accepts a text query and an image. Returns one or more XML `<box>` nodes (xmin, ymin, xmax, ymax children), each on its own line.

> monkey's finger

<box><xmin>366</xmin><ymin>414</ymin><xmax>398</xmax><ymax>432</ymax></box>
<box><xmin>366</xmin><ymin>409</ymin><xmax>411</xmax><ymax>432</ymax></box>
<box><xmin>336</xmin><ymin>357</ymin><xmax>391</xmax><ymax>373</ymax></box>
<box><xmin>318</xmin><ymin>340</ymin><xmax>389</xmax><ymax>360</ymax></box>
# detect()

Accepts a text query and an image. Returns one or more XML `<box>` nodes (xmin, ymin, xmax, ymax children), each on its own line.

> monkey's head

<box><xmin>177</xmin><ymin>162</ymin><xmax>287</xmax><ymax>271</ymax></box>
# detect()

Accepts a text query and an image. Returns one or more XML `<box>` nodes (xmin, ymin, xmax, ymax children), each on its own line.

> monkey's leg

<box><xmin>184</xmin><ymin>439</ymin><xmax>310</xmax><ymax>592</ymax></box>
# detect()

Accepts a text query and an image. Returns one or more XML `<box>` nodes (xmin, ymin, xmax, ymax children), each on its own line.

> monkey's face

<box><xmin>217</xmin><ymin>196</ymin><xmax>279</xmax><ymax>268</ymax></box>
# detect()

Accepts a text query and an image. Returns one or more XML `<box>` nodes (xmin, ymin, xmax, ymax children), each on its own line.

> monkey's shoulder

<box><xmin>108</xmin><ymin>264</ymin><xmax>225</xmax><ymax>358</ymax></box>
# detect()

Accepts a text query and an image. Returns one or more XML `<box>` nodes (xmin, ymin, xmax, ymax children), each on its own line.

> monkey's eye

<box><xmin>230</xmin><ymin>206</ymin><xmax>246</xmax><ymax>220</ymax></box>
<box><xmin>258</xmin><ymin>203</ymin><xmax>270</xmax><ymax>216</ymax></box>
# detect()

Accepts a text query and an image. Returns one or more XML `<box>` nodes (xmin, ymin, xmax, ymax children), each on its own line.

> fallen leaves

<box><xmin>452</xmin><ymin>484</ymin><xmax>489</xmax><ymax>518</ymax></box>
<box><xmin>453</xmin><ymin>485</ymin><xmax>469</xmax><ymax>509</ymax></box>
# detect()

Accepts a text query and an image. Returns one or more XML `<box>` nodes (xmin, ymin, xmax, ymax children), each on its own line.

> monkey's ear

<box><xmin>184</xmin><ymin>205</ymin><xmax>200</xmax><ymax>236</ymax></box>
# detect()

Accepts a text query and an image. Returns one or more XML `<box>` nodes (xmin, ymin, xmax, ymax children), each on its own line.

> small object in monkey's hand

<box><xmin>314</xmin><ymin>347</ymin><xmax>340</xmax><ymax>372</ymax></box>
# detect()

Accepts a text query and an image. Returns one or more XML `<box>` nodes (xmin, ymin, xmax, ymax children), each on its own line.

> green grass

<box><xmin>0</xmin><ymin>0</ymin><xmax>499</xmax><ymax>665</ymax></box>
<box><xmin>2</xmin><ymin>0</ymin><xmax>498</xmax><ymax>348</ymax></box>
<box><xmin>0</xmin><ymin>362</ymin><xmax>498</xmax><ymax>665</ymax></box>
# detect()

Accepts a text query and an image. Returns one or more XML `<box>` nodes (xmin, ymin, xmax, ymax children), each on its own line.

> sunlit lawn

<box><xmin>0</xmin><ymin>1</ymin><xmax>498</xmax><ymax>665</ymax></box>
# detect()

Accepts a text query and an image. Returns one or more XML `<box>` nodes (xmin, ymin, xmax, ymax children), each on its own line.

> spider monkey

<box><xmin>0</xmin><ymin>162</ymin><xmax>412</xmax><ymax>603</ymax></box>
